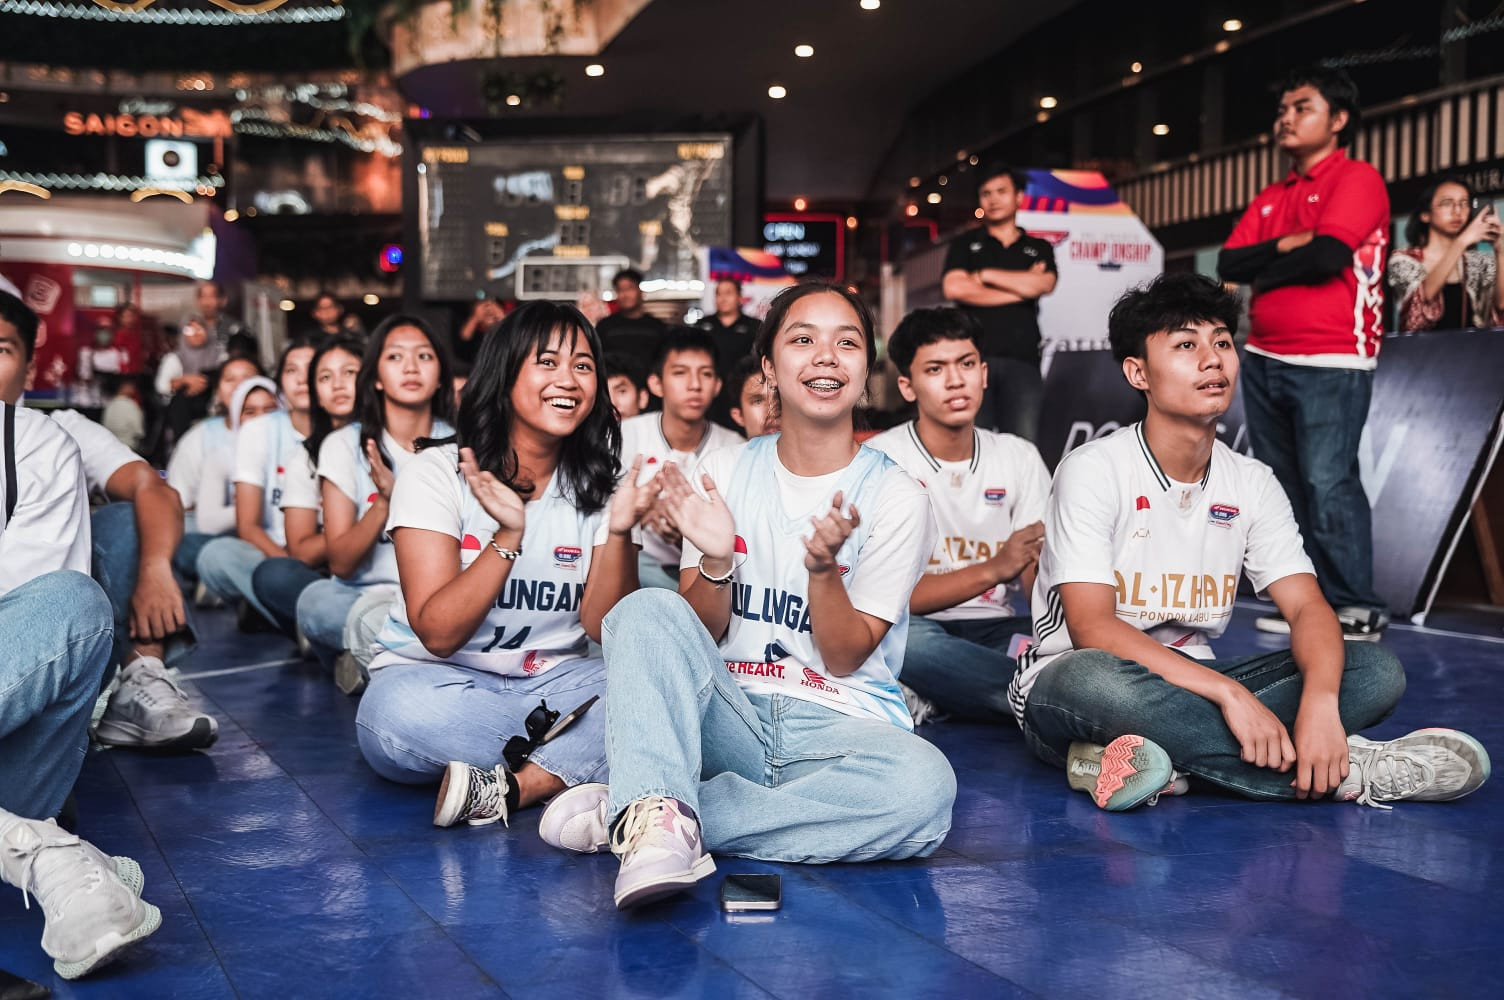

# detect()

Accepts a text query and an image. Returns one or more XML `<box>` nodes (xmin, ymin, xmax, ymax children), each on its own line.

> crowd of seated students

<box><xmin>0</xmin><ymin>274</ymin><xmax>1492</xmax><ymax>980</ymax></box>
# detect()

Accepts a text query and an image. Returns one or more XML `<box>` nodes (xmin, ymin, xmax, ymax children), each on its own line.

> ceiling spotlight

<box><xmin>908</xmin><ymin>176</ymin><xmax>921</xmax><ymax>187</ymax></box>
<box><xmin>793</xmin><ymin>196</ymin><xmax>808</xmax><ymax>211</ymax></box>
<box><xmin>845</xmin><ymin>215</ymin><xmax>858</xmax><ymax>230</ymax></box>
<box><xmin>968</xmin><ymin>154</ymin><xmax>979</xmax><ymax>165</ymax></box>
<box><xmin>1152</xmin><ymin>123</ymin><xmax>1171</xmax><ymax>136</ymax></box>
<box><xmin>279</xmin><ymin>299</ymin><xmax>295</xmax><ymax>312</ymax></box>
<box><xmin>1036</xmin><ymin>111</ymin><xmax>1050</xmax><ymax>123</ymax></box>
<box><xmin>794</xmin><ymin>44</ymin><xmax>814</xmax><ymax>58</ymax></box>
<box><xmin>926</xmin><ymin>192</ymin><xmax>942</xmax><ymax>205</ymax></box>
<box><xmin>1222</xmin><ymin>18</ymin><xmax>1242</xmax><ymax>31</ymax></box>
<box><xmin>223</xmin><ymin>209</ymin><xmax>239</xmax><ymax>222</ymax></box>
<box><xmin>860</xmin><ymin>0</ymin><xmax>880</xmax><ymax>9</ymax></box>
<box><xmin>585</xmin><ymin>64</ymin><xmax>605</xmax><ymax>77</ymax></box>
<box><xmin>937</xmin><ymin>175</ymin><xmax>948</xmax><ymax>186</ymax></box>
<box><xmin>505</xmin><ymin>94</ymin><xmax>521</xmax><ymax>107</ymax></box>
<box><xmin>974</xmin><ymin>208</ymin><xmax>984</xmax><ymax>219</ymax></box>
<box><xmin>1130</xmin><ymin>61</ymin><xmax>1143</xmax><ymax>73</ymax></box>
<box><xmin>1039</xmin><ymin>96</ymin><xmax>1058</xmax><ymax>109</ymax></box>
<box><xmin>905</xmin><ymin>203</ymin><xmax>919</xmax><ymax>217</ymax></box>
<box><xmin>768</xmin><ymin>84</ymin><xmax>787</xmax><ymax>99</ymax></box>
<box><xmin>362</xmin><ymin>293</ymin><xmax>380</xmax><ymax>306</ymax></box>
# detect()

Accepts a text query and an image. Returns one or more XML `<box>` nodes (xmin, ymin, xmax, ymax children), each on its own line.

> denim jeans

<box><xmin>173</xmin><ymin>530</ymin><xmax>216</xmax><ymax>582</ymax></box>
<box><xmin>355</xmin><ymin>658</ymin><xmax>608</xmax><ymax>787</ymax></box>
<box><xmin>600</xmin><ymin>589</ymin><xmax>956</xmax><ymax>863</ymax></box>
<box><xmin>251</xmin><ymin>557</ymin><xmax>323</xmax><ymax>637</ymax></box>
<box><xmin>902</xmin><ymin>615</ymin><xmax>1030</xmax><ymax>722</ymax></box>
<box><xmin>0</xmin><ymin>572</ymin><xmax>114</xmax><ymax>819</ymax></box>
<box><xmin>636</xmin><ymin>549</ymin><xmax>680</xmax><ymax>592</ymax></box>
<box><xmin>295</xmin><ymin>578</ymin><xmax>368</xmax><ymax>668</ymax></box>
<box><xmin>978</xmin><ymin>355</ymin><xmax>1043</xmax><ymax>442</ymax></box>
<box><xmin>196</xmin><ymin>536</ymin><xmax>273</xmax><ymax>622</ymax></box>
<box><xmin>343</xmin><ymin>585</ymin><xmax>398</xmax><ymax>669</ymax></box>
<box><xmin>1021</xmin><ymin>643</ymin><xmax>1405</xmax><ymax>800</ymax></box>
<box><xmin>89</xmin><ymin>502</ymin><xmax>198</xmax><ymax>676</ymax></box>
<box><xmin>1240</xmin><ymin>354</ymin><xmax>1384</xmax><ymax>612</ymax></box>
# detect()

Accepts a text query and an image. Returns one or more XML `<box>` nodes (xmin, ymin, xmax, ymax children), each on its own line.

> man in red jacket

<box><xmin>1218</xmin><ymin>67</ymin><xmax>1390</xmax><ymax>641</ymax></box>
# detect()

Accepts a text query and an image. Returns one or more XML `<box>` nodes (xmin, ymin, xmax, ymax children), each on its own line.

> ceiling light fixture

<box><xmin>926</xmin><ymin>192</ymin><xmax>942</xmax><ymax>204</ymax></box>
<box><xmin>1039</xmin><ymin>96</ymin><xmax>1058</xmax><ymax>109</ymax></box>
<box><xmin>860</xmin><ymin>0</ymin><xmax>881</xmax><ymax>9</ymax></box>
<box><xmin>585</xmin><ymin>64</ymin><xmax>605</xmax><ymax>77</ymax></box>
<box><xmin>1130</xmin><ymin>61</ymin><xmax>1143</xmax><ymax>73</ymax></box>
<box><xmin>795</xmin><ymin>44</ymin><xmax>814</xmax><ymax>58</ymax></box>
<box><xmin>1222</xmin><ymin>18</ymin><xmax>1242</xmax><ymax>31</ymax></box>
<box><xmin>793</xmin><ymin>196</ymin><xmax>808</xmax><ymax>211</ymax></box>
<box><xmin>768</xmin><ymin>84</ymin><xmax>787</xmax><ymax>99</ymax></box>
<box><xmin>1152</xmin><ymin>123</ymin><xmax>1170</xmax><ymax>136</ymax></box>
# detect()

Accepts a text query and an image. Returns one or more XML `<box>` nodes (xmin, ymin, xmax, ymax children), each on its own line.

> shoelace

<box><xmin>2</xmin><ymin>824</ymin><xmax>105</xmax><ymax>914</ymax></box>
<box><xmin>127</xmin><ymin>664</ymin><xmax>190</xmax><ymax>709</ymax></box>
<box><xmin>462</xmin><ymin>765</ymin><xmax>510</xmax><ymax>827</ymax></box>
<box><xmin>1347</xmin><ymin>746</ymin><xmax>1435</xmax><ymax>809</ymax></box>
<box><xmin>610</xmin><ymin>798</ymin><xmax>680</xmax><ymax>856</ymax></box>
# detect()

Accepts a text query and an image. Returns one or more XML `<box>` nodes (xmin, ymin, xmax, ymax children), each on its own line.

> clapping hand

<box><xmin>366</xmin><ymin>439</ymin><xmax>396</xmax><ymax>500</ymax></box>
<box><xmin>459</xmin><ymin>446</ymin><xmax>526</xmax><ymax>534</ymax></box>
<box><xmin>657</xmin><ymin>462</ymin><xmax>735</xmax><ymax>562</ymax></box>
<box><xmin>804</xmin><ymin>491</ymin><xmax>860</xmax><ymax>574</ymax></box>
<box><xmin>607</xmin><ymin>454</ymin><xmax>658</xmax><ymax>536</ymax></box>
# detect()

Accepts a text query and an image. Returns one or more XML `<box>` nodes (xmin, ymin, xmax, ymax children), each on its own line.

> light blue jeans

<box><xmin>295</xmin><ymin>577</ymin><xmax>369</xmax><ymax>668</ymax></box>
<box><xmin>90</xmin><ymin>502</ymin><xmax>197</xmax><ymax>676</ymax></box>
<box><xmin>355</xmin><ymin>657</ymin><xmax>608</xmax><ymax>787</ymax></box>
<box><xmin>901</xmin><ymin>615</ymin><xmax>1031</xmax><ymax>722</ymax></box>
<box><xmin>0</xmin><ymin>572</ymin><xmax>115</xmax><ymax>819</ymax></box>
<box><xmin>196</xmin><ymin>536</ymin><xmax>273</xmax><ymax>622</ymax></box>
<box><xmin>601</xmin><ymin>589</ymin><xmax>956</xmax><ymax>864</ymax></box>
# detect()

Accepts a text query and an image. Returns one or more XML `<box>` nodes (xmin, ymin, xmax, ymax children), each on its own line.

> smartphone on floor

<box><xmin>720</xmin><ymin>874</ymin><xmax>782</xmax><ymax>913</ymax></box>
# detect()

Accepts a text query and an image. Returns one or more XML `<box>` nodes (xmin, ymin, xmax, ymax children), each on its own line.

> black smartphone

<box><xmin>0</xmin><ymin>968</ymin><xmax>50</xmax><ymax>1000</ymax></box>
<box><xmin>720</xmin><ymin>874</ymin><xmax>782</xmax><ymax>913</ymax></box>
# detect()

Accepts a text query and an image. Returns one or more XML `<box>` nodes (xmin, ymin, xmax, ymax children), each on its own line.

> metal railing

<box><xmin>1118</xmin><ymin>74</ymin><xmax>1504</xmax><ymax>230</ymax></box>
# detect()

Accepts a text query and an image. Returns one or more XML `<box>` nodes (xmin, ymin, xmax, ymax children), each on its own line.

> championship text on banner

<box><xmin>1038</xmin><ymin>331</ymin><xmax>1504</xmax><ymax>621</ymax></box>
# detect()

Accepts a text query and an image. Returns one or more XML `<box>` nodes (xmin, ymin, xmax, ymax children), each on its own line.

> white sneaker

<box><xmin>539</xmin><ymin>783</ymin><xmax>611</xmax><ymax>853</ymax></box>
<box><xmin>0</xmin><ymin>816</ymin><xmax>161</xmax><ymax>980</ymax></box>
<box><xmin>899</xmin><ymin>683</ymin><xmax>945</xmax><ymax>726</ymax></box>
<box><xmin>1335</xmin><ymin>730</ymin><xmax>1491</xmax><ymax>808</ymax></box>
<box><xmin>433</xmin><ymin>762</ymin><xmax>514</xmax><ymax>828</ymax></box>
<box><xmin>1254</xmin><ymin>613</ymin><xmax>1292</xmax><ymax>635</ymax></box>
<box><xmin>94</xmin><ymin>658</ymin><xmax>218</xmax><ymax>751</ymax></box>
<box><xmin>610</xmin><ymin>797</ymin><xmax>716</xmax><ymax>910</ymax></box>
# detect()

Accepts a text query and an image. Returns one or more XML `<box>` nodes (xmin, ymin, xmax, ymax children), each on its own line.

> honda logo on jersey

<box><xmin>554</xmin><ymin>545</ymin><xmax>582</xmax><ymax>568</ymax></box>
<box><xmin>984</xmin><ymin>487</ymin><xmax>1007</xmax><ymax>506</ymax></box>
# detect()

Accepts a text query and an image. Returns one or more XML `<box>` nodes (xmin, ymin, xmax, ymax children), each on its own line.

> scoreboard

<box><xmin>413</xmin><ymin>133</ymin><xmax>735</xmax><ymax>302</ymax></box>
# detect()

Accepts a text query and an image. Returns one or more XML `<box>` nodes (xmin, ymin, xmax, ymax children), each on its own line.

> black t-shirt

<box><xmin>695</xmin><ymin>313</ymin><xmax>758</xmax><ymax>383</ymax></box>
<box><xmin>942</xmin><ymin>227</ymin><xmax>1057</xmax><ymax>361</ymax></box>
<box><xmin>596</xmin><ymin>312</ymin><xmax>668</xmax><ymax>366</ymax></box>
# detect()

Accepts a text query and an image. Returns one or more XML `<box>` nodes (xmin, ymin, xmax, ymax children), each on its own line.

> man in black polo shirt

<box><xmin>696</xmin><ymin>277</ymin><xmax>758</xmax><ymax>426</ymax></box>
<box><xmin>597</xmin><ymin>269</ymin><xmax>668</xmax><ymax>368</ymax></box>
<box><xmin>942</xmin><ymin>164</ymin><xmax>1057</xmax><ymax>441</ymax></box>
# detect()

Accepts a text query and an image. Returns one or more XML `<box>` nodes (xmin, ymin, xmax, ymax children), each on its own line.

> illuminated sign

<box><xmin>762</xmin><ymin>213</ymin><xmax>843</xmax><ymax>279</ymax></box>
<box><xmin>62</xmin><ymin>109</ymin><xmax>232</xmax><ymax>140</ymax></box>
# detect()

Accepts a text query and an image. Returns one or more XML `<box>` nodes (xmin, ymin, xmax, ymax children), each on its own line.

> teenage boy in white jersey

<box><xmin>870</xmin><ymin>307</ymin><xmax>1049</xmax><ymax>722</ymax></box>
<box><xmin>0</xmin><ymin>292</ymin><xmax>215</xmax><ymax>751</ymax></box>
<box><xmin>620</xmin><ymin>329</ymin><xmax>741</xmax><ymax>590</ymax></box>
<box><xmin>725</xmin><ymin>354</ymin><xmax>780</xmax><ymax>439</ymax></box>
<box><xmin>1009</xmin><ymin>273</ymin><xmax>1489</xmax><ymax>811</ymax></box>
<box><xmin>0</xmin><ymin>294</ymin><xmax>163</xmax><ymax>979</ymax></box>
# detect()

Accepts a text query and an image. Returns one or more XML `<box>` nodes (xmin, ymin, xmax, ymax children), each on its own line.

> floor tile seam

<box><xmin>103</xmin><ymin>752</ymin><xmax>248</xmax><ymax>1000</ymax></box>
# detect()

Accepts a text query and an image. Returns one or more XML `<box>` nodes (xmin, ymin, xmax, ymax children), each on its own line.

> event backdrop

<box><xmin>1038</xmin><ymin>331</ymin><xmax>1504</xmax><ymax>621</ymax></box>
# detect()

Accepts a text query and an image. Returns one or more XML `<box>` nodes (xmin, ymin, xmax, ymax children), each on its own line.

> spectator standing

<box><xmin>941</xmin><ymin>163</ymin><xmax>1058</xmax><ymax>442</ymax></box>
<box><xmin>193</xmin><ymin>280</ymin><xmax>248</xmax><ymax>349</ymax></box>
<box><xmin>1388</xmin><ymin>177</ymin><xmax>1503</xmax><ymax>331</ymax></box>
<box><xmin>596</xmin><ymin>269</ymin><xmax>667</xmax><ymax>367</ymax></box>
<box><xmin>696</xmin><ymin>277</ymin><xmax>758</xmax><ymax>426</ymax></box>
<box><xmin>1217</xmin><ymin>66</ymin><xmax>1391</xmax><ymax>640</ymax></box>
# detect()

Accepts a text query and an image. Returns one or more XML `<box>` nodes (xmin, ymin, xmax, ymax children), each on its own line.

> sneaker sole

<box><xmin>434</xmin><ymin>762</ymin><xmax>469</xmax><ymax>827</ymax></box>
<box><xmin>1400</xmin><ymin>728</ymin><xmax>1492</xmax><ymax>799</ymax></box>
<box><xmin>1067</xmin><ymin>736</ymin><xmax>1173</xmax><ymax>811</ymax></box>
<box><xmin>614</xmin><ymin>854</ymin><xmax>717</xmax><ymax>910</ymax></box>
<box><xmin>113</xmin><ymin>856</ymin><xmax>144</xmax><ymax>896</ymax></box>
<box><xmin>1254</xmin><ymin>617</ymin><xmax>1292</xmax><ymax>635</ymax></box>
<box><xmin>94</xmin><ymin>717</ymin><xmax>218</xmax><ymax>752</ymax></box>
<box><xmin>53</xmin><ymin>899</ymin><xmax>162</xmax><ymax>980</ymax></box>
<box><xmin>1340</xmin><ymin>630</ymin><xmax>1384</xmax><ymax>643</ymax></box>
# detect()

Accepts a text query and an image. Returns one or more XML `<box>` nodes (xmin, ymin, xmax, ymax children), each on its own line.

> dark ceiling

<box><xmin>0</xmin><ymin>0</ymin><xmax>1080</xmax><ymax>203</ymax></box>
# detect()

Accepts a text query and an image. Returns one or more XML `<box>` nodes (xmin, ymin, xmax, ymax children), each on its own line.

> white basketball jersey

<box><xmin>709</xmin><ymin>435</ymin><xmax>922</xmax><ymax>729</ymax></box>
<box><xmin>257</xmin><ymin>411</ymin><xmax>302</xmax><ymax>545</ymax></box>
<box><xmin>371</xmin><ymin>444</ymin><xmax>603</xmax><ymax>677</ymax></box>
<box><xmin>621</xmin><ymin>413</ymin><xmax>743</xmax><ymax>568</ymax></box>
<box><xmin>868</xmin><ymin>421</ymin><xmax>1050</xmax><ymax>620</ymax></box>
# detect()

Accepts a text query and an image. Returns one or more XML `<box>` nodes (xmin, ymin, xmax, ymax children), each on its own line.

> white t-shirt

<box><xmin>279</xmin><ymin>442</ymin><xmax>321</xmax><ymax>513</ymax></box>
<box><xmin>621</xmin><ymin>413</ymin><xmax>743</xmax><ymax>568</ymax></box>
<box><xmin>1007</xmin><ymin>423</ymin><xmax>1315</xmax><ymax>725</ymax></box>
<box><xmin>370</xmin><ymin>444</ymin><xmax>611</xmax><ymax>676</ymax></box>
<box><xmin>166</xmin><ymin>418</ymin><xmax>236</xmax><ymax>535</ymax></box>
<box><xmin>316</xmin><ymin>421</ymin><xmax>453</xmax><ymax>586</ymax></box>
<box><xmin>49</xmin><ymin>408</ymin><xmax>140</xmax><ymax>502</ymax></box>
<box><xmin>233</xmin><ymin>410</ymin><xmax>305</xmax><ymax>546</ymax></box>
<box><xmin>868</xmin><ymin>421</ymin><xmax>1051</xmax><ymax>621</ymax></box>
<box><xmin>1</xmin><ymin>403</ymin><xmax>91</xmax><ymax>597</ymax></box>
<box><xmin>680</xmin><ymin>435</ymin><xmax>937</xmax><ymax>728</ymax></box>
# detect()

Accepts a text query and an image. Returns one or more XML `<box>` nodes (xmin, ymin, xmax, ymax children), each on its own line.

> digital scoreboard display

<box><xmin>415</xmin><ymin>133</ymin><xmax>734</xmax><ymax>301</ymax></box>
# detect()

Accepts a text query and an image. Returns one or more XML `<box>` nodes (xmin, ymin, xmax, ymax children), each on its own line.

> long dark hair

<box><xmin>450</xmin><ymin>300</ymin><xmax>620</xmax><ymax>512</ymax></box>
<box><xmin>275</xmin><ymin>334</ymin><xmax>317</xmax><ymax>406</ymax></box>
<box><xmin>753</xmin><ymin>281</ymin><xmax>877</xmax><ymax>369</ymax></box>
<box><xmin>1405</xmin><ymin>175</ymin><xmax>1475</xmax><ymax>248</ymax></box>
<box><xmin>355</xmin><ymin>314</ymin><xmax>456</xmax><ymax>467</ymax></box>
<box><xmin>304</xmin><ymin>332</ymin><xmax>366</xmax><ymax>465</ymax></box>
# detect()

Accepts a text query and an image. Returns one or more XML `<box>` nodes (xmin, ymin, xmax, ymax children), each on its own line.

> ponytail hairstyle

<box><xmin>304</xmin><ymin>332</ymin><xmax>367</xmax><ymax>465</ymax></box>
<box><xmin>355</xmin><ymin>314</ymin><xmax>455</xmax><ymax>467</ymax></box>
<box><xmin>451</xmin><ymin>300</ymin><xmax>620</xmax><ymax>513</ymax></box>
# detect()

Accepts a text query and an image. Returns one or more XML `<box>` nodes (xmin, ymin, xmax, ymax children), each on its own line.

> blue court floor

<box><xmin>3</xmin><ymin>603</ymin><xmax>1500</xmax><ymax>999</ymax></box>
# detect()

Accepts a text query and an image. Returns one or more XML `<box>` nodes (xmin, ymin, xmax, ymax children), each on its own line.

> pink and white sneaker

<box><xmin>1065</xmin><ymin>735</ymin><xmax>1174</xmax><ymax>811</ymax></box>
<box><xmin>610</xmin><ymin>796</ymin><xmax>716</xmax><ymax>910</ymax></box>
